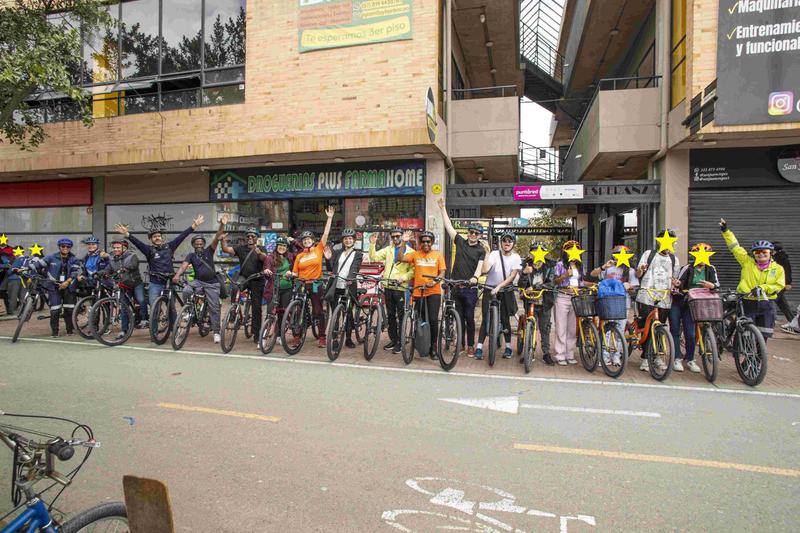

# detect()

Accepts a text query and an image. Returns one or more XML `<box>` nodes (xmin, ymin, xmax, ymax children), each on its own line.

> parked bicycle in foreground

<box><xmin>516</xmin><ymin>284</ymin><xmax>553</xmax><ymax>374</ymax></box>
<box><xmin>280</xmin><ymin>276</ymin><xmax>329</xmax><ymax>356</ymax></box>
<box><xmin>88</xmin><ymin>272</ymin><xmax>144</xmax><ymax>347</ymax></box>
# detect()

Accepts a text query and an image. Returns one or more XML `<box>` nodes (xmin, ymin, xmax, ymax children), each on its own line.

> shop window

<box><xmin>0</xmin><ymin>206</ymin><xmax>92</xmax><ymax>232</ymax></box>
<box><xmin>293</xmin><ymin>198</ymin><xmax>345</xmax><ymax>237</ymax></box>
<box><xmin>120</xmin><ymin>0</ymin><xmax>160</xmax><ymax>79</ymax></box>
<box><xmin>344</xmin><ymin>197</ymin><xmax>424</xmax><ymax>231</ymax></box>
<box><xmin>204</xmin><ymin>0</ymin><xmax>246</xmax><ymax>69</ymax></box>
<box><xmin>671</xmin><ymin>0</ymin><xmax>687</xmax><ymax>108</ymax></box>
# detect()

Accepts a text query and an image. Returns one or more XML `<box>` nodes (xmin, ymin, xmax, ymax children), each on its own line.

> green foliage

<box><xmin>514</xmin><ymin>210</ymin><xmax>572</xmax><ymax>261</ymax></box>
<box><xmin>0</xmin><ymin>0</ymin><xmax>110</xmax><ymax>150</ymax></box>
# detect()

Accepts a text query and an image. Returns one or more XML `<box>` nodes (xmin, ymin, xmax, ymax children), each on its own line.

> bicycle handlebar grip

<box><xmin>49</xmin><ymin>441</ymin><xmax>75</xmax><ymax>461</ymax></box>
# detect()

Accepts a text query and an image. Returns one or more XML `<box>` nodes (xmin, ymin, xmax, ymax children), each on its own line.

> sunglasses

<box><xmin>468</xmin><ymin>230</ymin><xmax>481</xmax><ymax>235</ymax></box>
<box><xmin>753</xmin><ymin>249</ymin><xmax>770</xmax><ymax>254</ymax></box>
<box><xmin>420</xmin><ymin>239</ymin><xmax>432</xmax><ymax>244</ymax></box>
<box><xmin>391</xmin><ymin>234</ymin><xmax>402</xmax><ymax>238</ymax></box>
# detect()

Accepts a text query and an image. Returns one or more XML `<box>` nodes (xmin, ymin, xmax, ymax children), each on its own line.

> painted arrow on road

<box><xmin>439</xmin><ymin>396</ymin><xmax>661</xmax><ymax>418</ymax></box>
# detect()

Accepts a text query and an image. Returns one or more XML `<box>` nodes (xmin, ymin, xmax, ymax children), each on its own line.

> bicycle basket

<box><xmin>687</xmin><ymin>289</ymin><xmax>723</xmax><ymax>322</ymax></box>
<box><xmin>571</xmin><ymin>293</ymin><xmax>597</xmax><ymax>317</ymax></box>
<box><xmin>596</xmin><ymin>295</ymin><xmax>627</xmax><ymax>320</ymax></box>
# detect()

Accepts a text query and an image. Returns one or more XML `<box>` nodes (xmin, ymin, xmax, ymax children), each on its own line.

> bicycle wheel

<box><xmin>354</xmin><ymin>304</ymin><xmax>367</xmax><ymax>345</ymax></box>
<box><xmin>34</xmin><ymin>292</ymin><xmax>45</xmax><ymax>312</ymax></box>
<box><xmin>438</xmin><ymin>307</ymin><xmax>462</xmax><ymax>371</ymax></box>
<box><xmin>327</xmin><ymin>304</ymin><xmax>347</xmax><ymax>361</ymax></box>
<box><xmin>73</xmin><ymin>296</ymin><xmax>96</xmax><ymax>340</ymax></box>
<box><xmin>600</xmin><ymin>323</ymin><xmax>628</xmax><ymax>379</ymax></box>
<box><xmin>363</xmin><ymin>304</ymin><xmax>383</xmax><ymax>361</ymax></box>
<box><xmin>197</xmin><ymin>301</ymin><xmax>210</xmax><ymax>337</ymax></box>
<box><xmin>734</xmin><ymin>323</ymin><xmax>768</xmax><ymax>387</ymax></box>
<box><xmin>11</xmin><ymin>297</ymin><xmax>34</xmax><ymax>343</ymax></box>
<box><xmin>648</xmin><ymin>323</ymin><xmax>675</xmax><ymax>381</ymax></box>
<box><xmin>171</xmin><ymin>303</ymin><xmax>193</xmax><ymax>351</ymax></box>
<box><xmin>259</xmin><ymin>314</ymin><xmax>278</xmax><ymax>355</ymax></box>
<box><xmin>516</xmin><ymin>317</ymin><xmax>525</xmax><ymax>356</ymax></box>
<box><xmin>90</xmin><ymin>298</ymin><xmax>134</xmax><ymax>347</ymax></box>
<box><xmin>699</xmin><ymin>323</ymin><xmax>719</xmax><ymax>383</ymax></box>
<box><xmin>280</xmin><ymin>299</ymin><xmax>306</xmax><ymax>355</ymax></box>
<box><xmin>61</xmin><ymin>501</ymin><xmax>128</xmax><ymax>533</ymax></box>
<box><xmin>149</xmin><ymin>296</ymin><xmax>170</xmax><ymax>345</ymax></box>
<box><xmin>487</xmin><ymin>306</ymin><xmax>499</xmax><ymax>367</ymax></box>
<box><xmin>400</xmin><ymin>310</ymin><xmax>415</xmax><ymax>365</ymax></box>
<box><xmin>220</xmin><ymin>306</ymin><xmax>240</xmax><ymax>354</ymax></box>
<box><xmin>310</xmin><ymin>299</ymin><xmax>327</xmax><ymax>340</ymax></box>
<box><xmin>522</xmin><ymin>320</ymin><xmax>535</xmax><ymax>374</ymax></box>
<box><xmin>577</xmin><ymin>319</ymin><xmax>600</xmax><ymax>372</ymax></box>
<box><xmin>243</xmin><ymin>300</ymin><xmax>253</xmax><ymax>339</ymax></box>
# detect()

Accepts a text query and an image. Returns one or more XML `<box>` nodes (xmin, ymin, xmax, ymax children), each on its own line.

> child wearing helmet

<box><xmin>720</xmin><ymin>219</ymin><xmax>785</xmax><ymax>342</ymax></box>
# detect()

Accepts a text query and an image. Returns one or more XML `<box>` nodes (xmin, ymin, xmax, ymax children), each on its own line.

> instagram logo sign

<box><xmin>768</xmin><ymin>91</ymin><xmax>794</xmax><ymax>116</ymax></box>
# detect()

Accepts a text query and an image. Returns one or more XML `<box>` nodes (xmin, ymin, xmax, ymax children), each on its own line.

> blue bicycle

<box><xmin>0</xmin><ymin>410</ymin><xmax>128</xmax><ymax>532</ymax></box>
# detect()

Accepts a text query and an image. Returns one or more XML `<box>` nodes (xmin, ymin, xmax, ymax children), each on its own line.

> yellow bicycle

<box><xmin>516</xmin><ymin>285</ymin><xmax>552</xmax><ymax>374</ymax></box>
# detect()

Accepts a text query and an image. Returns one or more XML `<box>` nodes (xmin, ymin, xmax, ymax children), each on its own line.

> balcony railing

<box><xmin>520</xmin><ymin>142</ymin><xmax>561</xmax><ymax>182</ymax></box>
<box><xmin>520</xmin><ymin>0</ymin><xmax>566</xmax><ymax>82</ymax></box>
<box><xmin>452</xmin><ymin>85</ymin><xmax>518</xmax><ymax>100</ymax></box>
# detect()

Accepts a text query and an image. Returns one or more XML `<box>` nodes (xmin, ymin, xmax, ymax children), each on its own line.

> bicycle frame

<box><xmin>2</xmin><ymin>498</ymin><xmax>56</xmax><ymax>533</ymax></box>
<box><xmin>628</xmin><ymin>288</ymin><xmax>671</xmax><ymax>354</ymax></box>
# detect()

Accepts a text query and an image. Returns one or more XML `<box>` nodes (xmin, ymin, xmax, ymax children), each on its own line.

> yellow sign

<box><xmin>299</xmin><ymin>13</ymin><xmax>412</xmax><ymax>52</ymax></box>
<box><xmin>432</xmin><ymin>183</ymin><xmax>442</xmax><ymax>195</ymax></box>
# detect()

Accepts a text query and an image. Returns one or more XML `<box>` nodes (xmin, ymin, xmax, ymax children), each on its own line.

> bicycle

<box><xmin>72</xmin><ymin>278</ymin><xmax>113</xmax><ymax>341</ymax></box>
<box><xmin>516</xmin><ymin>284</ymin><xmax>553</xmax><ymax>374</ymax></box>
<box><xmin>147</xmin><ymin>272</ymin><xmax>183</xmax><ymax>346</ymax></box>
<box><xmin>171</xmin><ymin>281</ymin><xmax>211</xmax><ymax>351</ymax></box>
<box><xmin>258</xmin><ymin>274</ymin><xmax>283</xmax><ymax>356</ymax></box>
<box><xmin>475</xmin><ymin>283</ymin><xmax>508</xmax><ymax>367</ymax></box>
<box><xmin>326</xmin><ymin>275</ymin><xmax>378</xmax><ymax>361</ymax></box>
<box><xmin>220</xmin><ymin>272</ymin><xmax>263</xmax><ymax>354</ymax></box>
<box><xmin>362</xmin><ymin>278</ymin><xmax>400</xmax><ymax>362</ymax></box>
<box><xmin>88</xmin><ymin>272</ymin><xmax>145</xmax><ymax>347</ymax></box>
<box><xmin>11</xmin><ymin>268</ymin><xmax>47</xmax><ymax>344</ymax></box>
<box><xmin>683</xmin><ymin>288</ymin><xmax>724</xmax><ymax>383</ymax></box>
<box><xmin>0</xmin><ymin>410</ymin><xmax>127</xmax><ymax>532</ymax></box>
<box><xmin>399</xmin><ymin>283</ymin><xmax>436</xmax><ymax>365</ymax></box>
<box><xmin>280</xmin><ymin>276</ymin><xmax>329</xmax><ymax>356</ymax></box>
<box><xmin>430</xmin><ymin>277</ymin><xmax>468</xmax><ymax>371</ymax></box>
<box><xmin>625</xmin><ymin>288</ymin><xmax>675</xmax><ymax>381</ymax></box>
<box><xmin>715</xmin><ymin>290</ymin><xmax>768</xmax><ymax>387</ymax></box>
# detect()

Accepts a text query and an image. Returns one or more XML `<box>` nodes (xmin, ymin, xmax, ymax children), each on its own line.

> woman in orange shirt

<box><xmin>401</xmin><ymin>230</ymin><xmax>446</xmax><ymax>359</ymax></box>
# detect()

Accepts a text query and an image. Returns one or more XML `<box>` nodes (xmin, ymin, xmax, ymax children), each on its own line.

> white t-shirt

<box><xmin>636</xmin><ymin>250</ymin><xmax>679</xmax><ymax>309</ymax></box>
<box><xmin>335</xmin><ymin>249</ymin><xmax>357</xmax><ymax>289</ymax></box>
<box><xmin>568</xmin><ymin>267</ymin><xmax>581</xmax><ymax>287</ymax></box>
<box><xmin>486</xmin><ymin>251</ymin><xmax>522</xmax><ymax>287</ymax></box>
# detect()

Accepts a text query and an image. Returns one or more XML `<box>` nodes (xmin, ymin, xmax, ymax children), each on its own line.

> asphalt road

<box><xmin>1</xmin><ymin>337</ymin><xmax>799</xmax><ymax>532</ymax></box>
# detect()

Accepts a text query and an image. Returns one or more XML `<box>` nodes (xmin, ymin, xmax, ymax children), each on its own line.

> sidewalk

<box><xmin>3</xmin><ymin>310</ymin><xmax>799</xmax><ymax>393</ymax></box>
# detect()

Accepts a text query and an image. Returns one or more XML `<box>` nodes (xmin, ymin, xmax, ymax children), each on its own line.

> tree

<box><xmin>514</xmin><ymin>209</ymin><xmax>572</xmax><ymax>262</ymax></box>
<box><xmin>0</xmin><ymin>0</ymin><xmax>111</xmax><ymax>150</ymax></box>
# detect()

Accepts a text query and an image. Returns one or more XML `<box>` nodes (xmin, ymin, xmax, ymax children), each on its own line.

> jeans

<box><xmin>384</xmin><ymin>288</ymin><xmax>406</xmax><ymax>344</ymax></box>
<box><xmin>182</xmin><ymin>280</ymin><xmax>221</xmax><ymax>334</ymax></box>
<box><xmin>149</xmin><ymin>280</ymin><xmax>175</xmax><ymax>325</ymax></box>
<box><xmin>478</xmin><ymin>288</ymin><xmax>512</xmax><ymax>346</ymax></box>
<box><xmin>669</xmin><ymin>298</ymin><xmax>696</xmax><ymax>361</ymax></box>
<box><xmin>453</xmin><ymin>286</ymin><xmax>479</xmax><ymax>347</ymax></box>
<box><xmin>121</xmin><ymin>284</ymin><xmax>147</xmax><ymax>332</ymax></box>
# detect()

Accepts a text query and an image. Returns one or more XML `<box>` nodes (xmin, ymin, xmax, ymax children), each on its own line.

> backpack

<box><xmin>598</xmin><ymin>278</ymin><xmax>626</xmax><ymax>298</ymax></box>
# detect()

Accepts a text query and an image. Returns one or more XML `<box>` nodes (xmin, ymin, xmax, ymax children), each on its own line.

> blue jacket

<box><xmin>81</xmin><ymin>251</ymin><xmax>109</xmax><ymax>279</ymax></box>
<box><xmin>128</xmin><ymin>226</ymin><xmax>193</xmax><ymax>276</ymax></box>
<box><xmin>41</xmin><ymin>252</ymin><xmax>81</xmax><ymax>292</ymax></box>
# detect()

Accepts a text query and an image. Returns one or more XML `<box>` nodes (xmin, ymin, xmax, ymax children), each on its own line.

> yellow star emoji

<box><xmin>655</xmin><ymin>230</ymin><xmax>678</xmax><ymax>254</ymax></box>
<box><xmin>613</xmin><ymin>247</ymin><xmax>635</xmax><ymax>268</ymax></box>
<box><xmin>530</xmin><ymin>245</ymin><xmax>549</xmax><ymax>264</ymax></box>
<box><xmin>690</xmin><ymin>244</ymin><xmax>716</xmax><ymax>267</ymax></box>
<box><xmin>13</xmin><ymin>246</ymin><xmax>24</xmax><ymax>257</ymax></box>
<box><xmin>0</xmin><ymin>233</ymin><xmax>8</xmax><ymax>246</ymax></box>
<box><xmin>565</xmin><ymin>243</ymin><xmax>585</xmax><ymax>263</ymax></box>
<box><xmin>29</xmin><ymin>243</ymin><xmax>44</xmax><ymax>257</ymax></box>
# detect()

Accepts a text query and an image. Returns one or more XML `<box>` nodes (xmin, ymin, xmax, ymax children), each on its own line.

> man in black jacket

<box><xmin>324</xmin><ymin>228</ymin><xmax>363</xmax><ymax>349</ymax></box>
<box><xmin>100</xmin><ymin>239</ymin><xmax>146</xmax><ymax>335</ymax></box>
<box><xmin>773</xmin><ymin>242</ymin><xmax>795</xmax><ymax>323</ymax></box>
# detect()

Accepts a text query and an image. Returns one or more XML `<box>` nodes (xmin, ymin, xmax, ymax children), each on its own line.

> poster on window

<box><xmin>298</xmin><ymin>0</ymin><xmax>413</xmax><ymax>53</ymax></box>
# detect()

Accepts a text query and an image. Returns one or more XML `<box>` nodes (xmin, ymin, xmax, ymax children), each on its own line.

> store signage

<box><xmin>298</xmin><ymin>0</ymin><xmax>413</xmax><ymax>53</ymax></box>
<box><xmin>449</xmin><ymin>181</ymin><xmax>659</xmax><ymax>205</ymax></box>
<box><xmin>690</xmin><ymin>145</ymin><xmax>800</xmax><ymax>188</ymax></box>
<box><xmin>513</xmin><ymin>184</ymin><xmax>584</xmax><ymax>201</ymax></box>
<box><xmin>210</xmin><ymin>160</ymin><xmax>425</xmax><ymax>200</ymax></box>
<box><xmin>715</xmin><ymin>0</ymin><xmax>800</xmax><ymax>125</ymax></box>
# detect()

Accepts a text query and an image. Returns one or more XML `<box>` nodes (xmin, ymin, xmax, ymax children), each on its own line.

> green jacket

<box><xmin>722</xmin><ymin>229</ymin><xmax>785</xmax><ymax>300</ymax></box>
<box><xmin>369</xmin><ymin>242</ymin><xmax>414</xmax><ymax>291</ymax></box>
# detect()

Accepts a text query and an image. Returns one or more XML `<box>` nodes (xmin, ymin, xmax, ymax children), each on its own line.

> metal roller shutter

<box><xmin>689</xmin><ymin>188</ymin><xmax>800</xmax><ymax>311</ymax></box>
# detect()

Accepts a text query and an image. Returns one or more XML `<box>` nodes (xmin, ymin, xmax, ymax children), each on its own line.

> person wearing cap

<box><xmin>720</xmin><ymin>218</ymin><xmax>785</xmax><ymax>343</ymax></box>
<box><xmin>369</xmin><ymin>227</ymin><xmax>414</xmax><ymax>354</ymax></box>
<box><xmin>40</xmin><ymin>238</ymin><xmax>82</xmax><ymax>336</ymax></box>
<box><xmin>438</xmin><ymin>198</ymin><xmax>485</xmax><ymax>356</ymax></box>
<box><xmin>115</xmin><ymin>213</ymin><xmax>204</xmax><ymax>327</ymax></box>
<box><xmin>100</xmin><ymin>238</ymin><xmax>146</xmax><ymax>335</ymax></box>
<box><xmin>323</xmin><ymin>228</ymin><xmax>364</xmax><ymax>349</ymax></box>
<box><xmin>475</xmin><ymin>231</ymin><xmax>522</xmax><ymax>361</ymax></box>
<box><xmin>520</xmin><ymin>242</ymin><xmax>556</xmax><ymax>365</ymax></box>
<box><xmin>262</xmin><ymin>235</ymin><xmax>297</xmax><ymax>339</ymax></box>
<box><xmin>172</xmin><ymin>218</ymin><xmax>227</xmax><ymax>344</ymax></box>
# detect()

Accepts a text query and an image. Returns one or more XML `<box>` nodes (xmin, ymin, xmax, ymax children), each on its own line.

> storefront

<box><xmin>688</xmin><ymin>144</ymin><xmax>800</xmax><ymax>308</ymax></box>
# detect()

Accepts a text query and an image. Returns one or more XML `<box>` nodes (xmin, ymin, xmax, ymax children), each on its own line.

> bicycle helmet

<box><xmin>750</xmin><ymin>240</ymin><xmax>774</xmax><ymax>252</ymax></box>
<box><xmin>147</xmin><ymin>227</ymin><xmax>164</xmax><ymax>238</ymax></box>
<box><xmin>611</xmin><ymin>244</ymin><xmax>630</xmax><ymax>253</ymax></box>
<box><xmin>390</xmin><ymin>227</ymin><xmax>403</xmax><ymax>236</ymax></box>
<box><xmin>110</xmin><ymin>238</ymin><xmax>128</xmax><ymax>247</ymax></box>
<box><xmin>57</xmin><ymin>238</ymin><xmax>73</xmax><ymax>248</ymax></box>
<box><xmin>299</xmin><ymin>230</ymin><xmax>315</xmax><ymax>241</ymax></box>
<box><xmin>467</xmin><ymin>224</ymin><xmax>483</xmax><ymax>234</ymax></box>
<box><xmin>530</xmin><ymin>241</ymin><xmax>546</xmax><ymax>251</ymax></box>
<box><xmin>500</xmin><ymin>231</ymin><xmax>516</xmax><ymax>243</ymax></box>
<box><xmin>690</xmin><ymin>242</ymin><xmax>713</xmax><ymax>252</ymax></box>
<box><xmin>419</xmin><ymin>230</ymin><xmax>435</xmax><ymax>242</ymax></box>
<box><xmin>82</xmin><ymin>235</ymin><xmax>100</xmax><ymax>245</ymax></box>
<box><xmin>276</xmin><ymin>237</ymin><xmax>289</xmax><ymax>246</ymax></box>
<box><xmin>191</xmin><ymin>234</ymin><xmax>206</xmax><ymax>246</ymax></box>
<box><xmin>658</xmin><ymin>228</ymin><xmax>677</xmax><ymax>238</ymax></box>
<box><xmin>245</xmin><ymin>227</ymin><xmax>259</xmax><ymax>237</ymax></box>
<box><xmin>562</xmin><ymin>240</ymin><xmax>580</xmax><ymax>251</ymax></box>
<box><xmin>342</xmin><ymin>228</ymin><xmax>356</xmax><ymax>238</ymax></box>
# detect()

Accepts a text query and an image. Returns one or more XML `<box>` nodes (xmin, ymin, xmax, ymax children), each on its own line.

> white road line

<box><xmin>521</xmin><ymin>403</ymin><xmax>661</xmax><ymax>418</ymax></box>
<box><xmin>4</xmin><ymin>336</ymin><xmax>800</xmax><ymax>399</ymax></box>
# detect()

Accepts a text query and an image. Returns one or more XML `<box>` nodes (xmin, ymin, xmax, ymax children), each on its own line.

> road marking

<box><xmin>520</xmin><ymin>403</ymin><xmax>661</xmax><ymax>418</ymax></box>
<box><xmin>513</xmin><ymin>443</ymin><xmax>800</xmax><ymax>478</ymax></box>
<box><xmin>439</xmin><ymin>397</ymin><xmax>660</xmax><ymax>418</ymax></box>
<box><xmin>5</xmin><ymin>336</ymin><xmax>800</xmax><ymax>400</ymax></box>
<box><xmin>157</xmin><ymin>402</ymin><xmax>280</xmax><ymax>422</ymax></box>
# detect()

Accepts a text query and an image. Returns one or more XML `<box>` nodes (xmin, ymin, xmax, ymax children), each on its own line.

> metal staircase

<box><xmin>520</xmin><ymin>0</ymin><xmax>566</xmax><ymax>112</ymax></box>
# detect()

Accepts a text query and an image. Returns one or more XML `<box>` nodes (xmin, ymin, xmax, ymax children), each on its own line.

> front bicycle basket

<box><xmin>596</xmin><ymin>295</ymin><xmax>627</xmax><ymax>320</ymax></box>
<box><xmin>571</xmin><ymin>294</ymin><xmax>597</xmax><ymax>317</ymax></box>
<box><xmin>688</xmin><ymin>290</ymin><xmax>723</xmax><ymax>322</ymax></box>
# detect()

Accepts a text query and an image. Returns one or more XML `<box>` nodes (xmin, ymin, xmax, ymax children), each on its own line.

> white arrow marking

<box><xmin>520</xmin><ymin>403</ymin><xmax>661</xmax><ymax>418</ymax></box>
<box><xmin>439</xmin><ymin>396</ymin><xmax>520</xmax><ymax>414</ymax></box>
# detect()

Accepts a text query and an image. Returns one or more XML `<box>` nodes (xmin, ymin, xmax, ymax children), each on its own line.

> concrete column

<box><xmin>426</xmin><ymin>158</ymin><xmax>447</xmax><ymax>251</ymax></box>
<box><xmin>92</xmin><ymin>176</ymin><xmax>105</xmax><ymax>246</ymax></box>
<box><xmin>659</xmin><ymin>150</ymin><xmax>690</xmax><ymax>264</ymax></box>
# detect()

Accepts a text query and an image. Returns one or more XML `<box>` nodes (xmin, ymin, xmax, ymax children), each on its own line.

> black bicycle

<box><xmin>477</xmin><ymin>283</ymin><xmax>507</xmax><ymax>367</ymax></box>
<box><xmin>424</xmin><ymin>276</ymin><xmax>467</xmax><ymax>371</ymax></box>
<box><xmin>220</xmin><ymin>272</ymin><xmax>263</xmax><ymax>354</ymax></box>
<box><xmin>11</xmin><ymin>268</ymin><xmax>47</xmax><ymax>344</ymax></box>
<box><xmin>326</xmin><ymin>275</ymin><xmax>380</xmax><ymax>361</ymax></box>
<box><xmin>258</xmin><ymin>275</ymin><xmax>283</xmax><ymax>356</ymax></box>
<box><xmin>280</xmin><ymin>276</ymin><xmax>329</xmax><ymax>356</ymax></box>
<box><xmin>171</xmin><ymin>281</ymin><xmax>211</xmax><ymax>350</ymax></box>
<box><xmin>715</xmin><ymin>290</ymin><xmax>769</xmax><ymax>387</ymax></box>
<box><xmin>72</xmin><ymin>277</ymin><xmax>113</xmax><ymax>340</ymax></box>
<box><xmin>88</xmin><ymin>271</ymin><xmax>145</xmax><ymax>347</ymax></box>
<box><xmin>148</xmin><ymin>272</ymin><xmax>183</xmax><ymax>346</ymax></box>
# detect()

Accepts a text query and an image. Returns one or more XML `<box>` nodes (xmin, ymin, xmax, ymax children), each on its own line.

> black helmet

<box><xmin>110</xmin><ymin>238</ymin><xmax>128</xmax><ymax>248</ymax></box>
<box><xmin>342</xmin><ymin>228</ymin><xmax>356</xmax><ymax>238</ymax></box>
<box><xmin>658</xmin><ymin>228</ymin><xmax>677</xmax><ymax>238</ymax></box>
<box><xmin>276</xmin><ymin>237</ymin><xmax>289</xmax><ymax>246</ymax></box>
<box><xmin>500</xmin><ymin>231</ymin><xmax>517</xmax><ymax>243</ymax></box>
<box><xmin>299</xmin><ymin>230</ymin><xmax>314</xmax><ymax>241</ymax></box>
<box><xmin>419</xmin><ymin>230</ymin><xmax>435</xmax><ymax>242</ymax></box>
<box><xmin>191</xmin><ymin>234</ymin><xmax>206</xmax><ymax>246</ymax></box>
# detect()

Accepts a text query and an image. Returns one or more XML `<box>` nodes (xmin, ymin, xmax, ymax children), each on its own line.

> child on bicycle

<box><xmin>519</xmin><ymin>242</ymin><xmax>555</xmax><ymax>365</ymax></box>
<box><xmin>720</xmin><ymin>218</ymin><xmax>785</xmax><ymax>343</ymax></box>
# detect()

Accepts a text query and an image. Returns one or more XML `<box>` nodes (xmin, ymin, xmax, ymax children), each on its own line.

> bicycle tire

<box><xmin>354</xmin><ymin>305</ymin><xmax>367</xmax><ymax>345</ymax></box>
<box><xmin>310</xmin><ymin>300</ymin><xmax>327</xmax><ymax>340</ymax></box>
<box><xmin>243</xmin><ymin>300</ymin><xmax>253</xmax><ymax>339</ymax></box>
<box><xmin>280</xmin><ymin>299</ymin><xmax>306</xmax><ymax>355</ymax></box>
<box><xmin>90</xmin><ymin>297</ymin><xmax>134</xmax><ymax>347</ymax></box>
<box><xmin>171</xmin><ymin>303</ymin><xmax>193</xmax><ymax>351</ymax></box>
<box><xmin>60</xmin><ymin>501</ymin><xmax>128</xmax><ymax>533</ymax></box>
<box><xmin>400</xmin><ymin>311</ymin><xmax>415</xmax><ymax>365</ymax></box>
<box><xmin>327</xmin><ymin>304</ymin><xmax>346</xmax><ymax>361</ymax></box>
<box><xmin>363</xmin><ymin>304</ymin><xmax>383</xmax><ymax>361</ymax></box>
<box><xmin>197</xmin><ymin>301</ymin><xmax>210</xmax><ymax>337</ymax></box>
<box><xmin>149</xmin><ymin>296</ymin><xmax>170</xmax><ymax>345</ymax></box>
<box><xmin>220</xmin><ymin>306</ymin><xmax>240</xmax><ymax>354</ymax></box>
<box><xmin>438</xmin><ymin>307</ymin><xmax>462</xmax><ymax>371</ymax></box>
<box><xmin>487</xmin><ymin>306</ymin><xmax>499</xmax><ymax>367</ymax></box>
<box><xmin>259</xmin><ymin>314</ymin><xmax>278</xmax><ymax>355</ymax></box>
<box><xmin>599</xmin><ymin>323</ymin><xmax>628</xmax><ymax>379</ymax></box>
<box><xmin>73</xmin><ymin>295</ymin><xmax>96</xmax><ymax>340</ymax></box>
<box><xmin>699</xmin><ymin>323</ymin><xmax>718</xmax><ymax>383</ymax></box>
<box><xmin>11</xmin><ymin>297</ymin><xmax>34</xmax><ymax>343</ymax></box>
<box><xmin>648</xmin><ymin>324</ymin><xmax>674</xmax><ymax>381</ymax></box>
<box><xmin>578</xmin><ymin>319</ymin><xmax>600</xmax><ymax>372</ymax></box>
<box><xmin>523</xmin><ymin>320</ymin><xmax>535</xmax><ymax>374</ymax></box>
<box><xmin>516</xmin><ymin>319</ymin><xmax>524</xmax><ymax>356</ymax></box>
<box><xmin>735</xmin><ymin>323</ymin><xmax>768</xmax><ymax>387</ymax></box>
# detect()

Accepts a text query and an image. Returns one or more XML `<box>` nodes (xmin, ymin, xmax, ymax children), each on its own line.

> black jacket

<box><xmin>101</xmin><ymin>251</ymin><xmax>143</xmax><ymax>288</ymax></box>
<box><xmin>774</xmin><ymin>250</ymin><xmax>792</xmax><ymax>285</ymax></box>
<box><xmin>519</xmin><ymin>259</ymin><xmax>556</xmax><ymax>307</ymax></box>
<box><xmin>676</xmin><ymin>264</ymin><xmax>720</xmax><ymax>292</ymax></box>
<box><xmin>128</xmin><ymin>225</ymin><xmax>193</xmax><ymax>275</ymax></box>
<box><xmin>325</xmin><ymin>247</ymin><xmax>363</xmax><ymax>302</ymax></box>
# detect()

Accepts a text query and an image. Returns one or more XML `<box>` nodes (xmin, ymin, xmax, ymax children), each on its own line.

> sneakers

<box><xmin>542</xmin><ymin>353</ymin><xmax>555</xmax><ymax>366</ymax></box>
<box><xmin>50</xmin><ymin>330</ymin><xmax>59</xmax><ymax>338</ymax></box>
<box><xmin>611</xmin><ymin>354</ymin><xmax>622</xmax><ymax>367</ymax></box>
<box><xmin>466</xmin><ymin>346</ymin><xmax>475</xmax><ymax>357</ymax></box>
<box><xmin>318</xmin><ymin>335</ymin><xmax>326</xmax><ymax>348</ymax></box>
<box><xmin>474</xmin><ymin>348</ymin><xmax>483</xmax><ymax>360</ymax></box>
<box><xmin>780</xmin><ymin>323</ymin><xmax>799</xmax><ymax>335</ymax></box>
<box><xmin>566</xmin><ymin>358</ymin><xmax>578</xmax><ymax>365</ymax></box>
<box><xmin>556</xmin><ymin>358</ymin><xmax>567</xmax><ymax>366</ymax></box>
<box><xmin>137</xmin><ymin>320</ymin><xmax>149</xmax><ymax>329</ymax></box>
<box><xmin>686</xmin><ymin>360</ymin><xmax>701</xmax><ymax>373</ymax></box>
<box><xmin>639</xmin><ymin>359</ymin><xmax>649</xmax><ymax>371</ymax></box>
<box><xmin>503</xmin><ymin>348</ymin><xmax>513</xmax><ymax>359</ymax></box>
<box><xmin>65</xmin><ymin>330</ymin><xmax>75</xmax><ymax>336</ymax></box>
<box><xmin>383</xmin><ymin>341</ymin><xmax>396</xmax><ymax>351</ymax></box>
<box><xmin>345</xmin><ymin>338</ymin><xmax>356</xmax><ymax>349</ymax></box>
<box><xmin>392</xmin><ymin>346</ymin><xmax>401</xmax><ymax>354</ymax></box>
<box><xmin>213</xmin><ymin>333</ymin><xmax>221</xmax><ymax>344</ymax></box>
<box><xmin>654</xmin><ymin>357</ymin><xmax>668</xmax><ymax>371</ymax></box>
<box><xmin>673</xmin><ymin>359</ymin><xmax>685</xmax><ymax>372</ymax></box>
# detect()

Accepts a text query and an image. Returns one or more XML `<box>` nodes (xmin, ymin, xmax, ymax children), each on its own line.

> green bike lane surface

<box><xmin>1</xmin><ymin>338</ymin><xmax>799</xmax><ymax>531</ymax></box>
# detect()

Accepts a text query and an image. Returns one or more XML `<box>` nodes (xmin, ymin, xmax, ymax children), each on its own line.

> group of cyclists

<box><xmin>3</xmin><ymin>200</ymin><xmax>786</xmax><ymax>385</ymax></box>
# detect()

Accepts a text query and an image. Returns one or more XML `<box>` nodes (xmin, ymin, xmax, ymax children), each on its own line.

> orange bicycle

<box><xmin>625</xmin><ymin>288</ymin><xmax>675</xmax><ymax>381</ymax></box>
